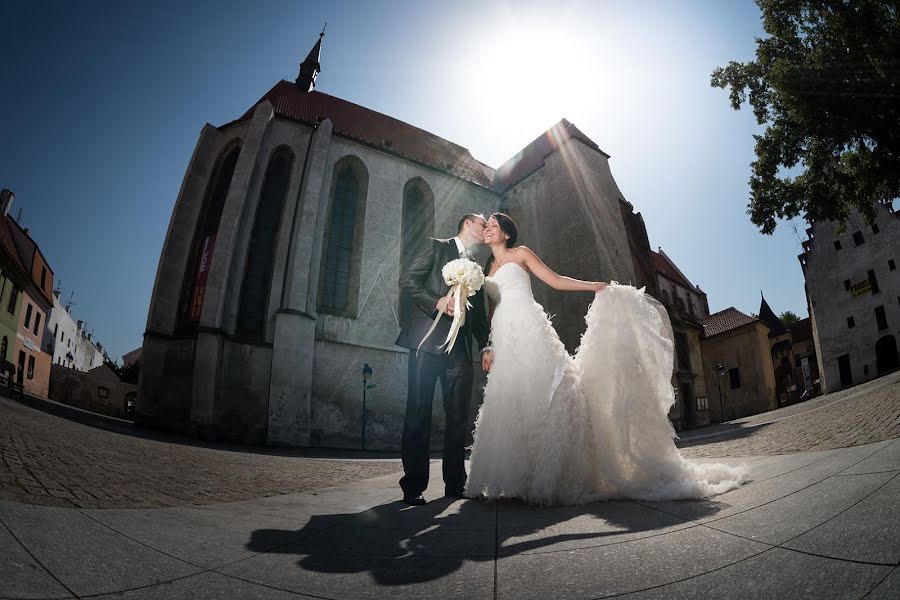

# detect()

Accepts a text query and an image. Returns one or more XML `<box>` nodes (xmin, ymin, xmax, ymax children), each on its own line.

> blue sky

<box><xmin>0</xmin><ymin>0</ymin><xmax>807</xmax><ymax>362</ymax></box>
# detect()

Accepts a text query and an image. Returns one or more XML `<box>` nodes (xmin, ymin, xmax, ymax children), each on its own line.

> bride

<box><xmin>464</xmin><ymin>213</ymin><xmax>745</xmax><ymax>505</ymax></box>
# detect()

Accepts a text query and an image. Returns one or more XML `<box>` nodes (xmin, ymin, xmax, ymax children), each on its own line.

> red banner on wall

<box><xmin>190</xmin><ymin>235</ymin><xmax>217</xmax><ymax>322</ymax></box>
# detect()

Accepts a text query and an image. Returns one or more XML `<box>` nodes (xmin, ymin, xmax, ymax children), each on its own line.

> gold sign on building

<box><xmin>850</xmin><ymin>279</ymin><xmax>871</xmax><ymax>297</ymax></box>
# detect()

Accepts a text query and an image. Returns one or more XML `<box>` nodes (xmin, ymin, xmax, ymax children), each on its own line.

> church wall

<box><xmin>137</xmin><ymin>120</ymin><xmax>248</xmax><ymax>433</ymax></box>
<box><xmin>215</xmin><ymin>339</ymin><xmax>272</xmax><ymax>443</ymax></box>
<box><xmin>220</xmin><ymin>119</ymin><xmax>312</xmax><ymax>340</ymax></box>
<box><xmin>306</xmin><ymin>137</ymin><xmax>499</xmax><ymax>449</ymax></box>
<box><xmin>503</xmin><ymin>138</ymin><xmax>636</xmax><ymax>352</ymax></box>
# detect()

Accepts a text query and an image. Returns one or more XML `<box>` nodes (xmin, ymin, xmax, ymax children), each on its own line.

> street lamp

<box><xmin>362</xmin><ymin>363</ymin><xmax>374</xmax><ymax>450</ymax></box>
<box><xmin>716</xmin><ymin>363</ymin><xmax>726</xmax><ymax>423</ymax></box>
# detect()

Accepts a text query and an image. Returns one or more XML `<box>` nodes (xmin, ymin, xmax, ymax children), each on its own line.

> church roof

<box><xmin>494</xmin><ymin>119</ymin><xmax>609</xmax><ymax>192</ymax></box>
<box><xmin>701</xmin><ymin>307</ymin><xmax>759</xmax><ymax>338</ymax></box>
<box><xmin>758</xmin><ymin>294</ymin><xmax>789</xmax><ymax>338</ymax></box>
<box><xmin>228</xmin><ymin>81</ymin><xmax>496</xmax><ymax>189</ymax></box>
<box><xmin>651</xmin><ymin>250</ymin><xmax>694</xmax><ymax>290</ymax></box>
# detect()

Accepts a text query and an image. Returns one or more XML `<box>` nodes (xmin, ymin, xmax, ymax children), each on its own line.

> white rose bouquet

<box><xmin>417</xmin><ymin>258</ymin><xmax>485</xmax><ymax>354</ymax></box>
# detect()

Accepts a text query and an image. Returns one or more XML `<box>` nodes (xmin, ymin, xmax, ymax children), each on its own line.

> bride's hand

<box><xmin>592</xmin><ymin>281</ymin><xmax>608</xmax><ymax>292</ymax></box>
<box><xmin>481</xmin><ymin>350</ymin><xmax>494</xmax><ymax>373</ymax></box>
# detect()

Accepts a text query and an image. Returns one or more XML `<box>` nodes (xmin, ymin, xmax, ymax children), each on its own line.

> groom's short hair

<box><xmin>457</xmin><ymin>213</ymin><xmax>485</xmax><ymax>234</ymax></box>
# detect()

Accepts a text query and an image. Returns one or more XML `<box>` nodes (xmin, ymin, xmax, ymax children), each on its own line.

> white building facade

<box><xmin>42</xmin><ymin>292</ymin><xmax>106</xmax><ymax>371</ymax></box>
<box><xmin>799</xmin><ymin>202</ymin><xmax>900</xmax><ymax>392</ymax></box>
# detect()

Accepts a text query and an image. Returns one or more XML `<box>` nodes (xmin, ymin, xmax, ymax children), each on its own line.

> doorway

<box><xmin>875</xmin><ymin>335</ymin><xmax>898</xmax><ymax>375</ymax></box>
<box><xmin>837</xmin><ymin>354</ymin><xmax>852</xmax><ymax>388</ymax></box>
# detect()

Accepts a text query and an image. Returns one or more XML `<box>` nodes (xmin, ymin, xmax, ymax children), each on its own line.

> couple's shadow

<box><xmin>245</xmin><ymin>495</ymin><xmax>726</xmax><ymax>586</ymax></box>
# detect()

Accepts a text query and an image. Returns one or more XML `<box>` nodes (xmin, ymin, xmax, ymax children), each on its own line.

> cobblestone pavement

<box><xmin>679</xmin><ymin>370</ymin><xmax>900</xmax><ymax>458</ymax></box>
<box><xmin>2</xmin><ymin>371</ymin><xmax>899</xmax><ymax>510</ymax></box>
<box><xmin>0</xmin><ymin>397</ymin><xmax>402</xmax><ymax>509</ymax></box>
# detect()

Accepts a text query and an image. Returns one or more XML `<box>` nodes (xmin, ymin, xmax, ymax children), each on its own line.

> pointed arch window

<box><xmin>237</xmin><ymin>147</ymin><xmax>294</xmax><ymax>339</ymax></box>
<box><xmin>400</xmin><ymin>178</ymin><xmax>435</xmax><ymax>271</ymax></box>
<box><xmin>177</xmin><ymin>142</ymin><xmax>241</xmax><ymax>332</ymax></box>
<box><xmin>319</xmin><ymin>156</ymin><xmax>368</xmax><ymax>316</ymax></box>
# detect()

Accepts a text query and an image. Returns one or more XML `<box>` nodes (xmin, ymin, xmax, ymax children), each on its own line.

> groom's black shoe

<box><xmin>402</xmin><ymin>494</ymin><xmax>427</xmax><ymax>506</ymax></box>
<box><xmin>444</xmin><ymin>488</ymin><xmax>466</xmax><ymax>499</ymax></box>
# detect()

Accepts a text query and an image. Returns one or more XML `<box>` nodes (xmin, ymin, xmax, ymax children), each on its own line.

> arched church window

<box><xmin>178</xmin><ymin>141</ymin><xmax>242</xmax><ymax>332</ymax></box>
<box><xmin>319</xmin><ymin>156</ymin><xmax>368</xmax><ymax>316</ymax></box>
<box><xmin>237</xmin><ymin>147</ymin><xmax>294</xmax><ymax>339</ymax></box>
<box><xmin>401</xmin><ymin>178</ymin><xmax>435</xmax><ymax>271</ymax></box>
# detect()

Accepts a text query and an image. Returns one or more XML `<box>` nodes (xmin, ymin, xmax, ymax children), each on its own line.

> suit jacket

<box><xmin>396</xmin><ymin>238</ymin><xmax>490</xmax><ymax>358</ymax></box>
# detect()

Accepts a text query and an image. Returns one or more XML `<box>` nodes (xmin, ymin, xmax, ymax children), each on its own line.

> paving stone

<box><xmin>219</xmin><ymin>549</ymin><xmax>494</xmax><ymax>600</ymax></box>
<box><xmin>840</xmin><ymin>438</ymin><xmax>900</xmax><ymax>475</ymax></box>
<box><xmin>782</xmin><ymin>472</ymin><xmax>900</xmax><ymax>564</ymax></box>
<box><xmin>863</xmin><ymin>566</ymin><xmax>900</xmax><ymax>600</ymax></box>
<box><xmin>495</xmin><ymin>523</ymin><xmax>768</xmax><ymax>599</ymax></box>
<box><xmin>85</xmin><ymin>508</ymin><xmax>262</xmax><ymax>569</ymax></box>
<box><xmin>0</xmin><ymin>501</ymin><xmax>200</xmax><ymax>596</ymax></box>
<box><xmin>0</xmin><ymin>519</ymin><xmax>74</xmax><ymax>598</ymax></box>
<box><xmin>620</xmin><ymin>547</ymin><xmax>892</xmax><ymax>599</ymax></box>
<box><xmin>498</xmin><ymin>499</ymin><xmax>695</xmax><ymax>555</ymax></box>
<box><xmin>88</xmin><ymin>571</ymin><xmax>316</xmax><ymax>599</ymax></box>
<box><xmin>708</xmin><ymin>471</ymin><xmax>896</xmax><ymax>545</ymax></box>
<box><xmin>639</xmin><ymin>443</ymin><xmax>890</xmax><ymax>524</ymax></box>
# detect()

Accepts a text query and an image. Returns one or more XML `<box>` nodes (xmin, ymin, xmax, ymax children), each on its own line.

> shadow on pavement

<box><xmin>245</xmin><ymin>496</ymin><xmax>725</xmax><ymax>585</ymax></box>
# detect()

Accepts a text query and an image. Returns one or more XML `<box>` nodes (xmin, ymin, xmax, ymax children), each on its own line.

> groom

<box><xmin>395</xmin><ymin>214</ymin><xmax>491</xmax><ymax>505</ymax></box>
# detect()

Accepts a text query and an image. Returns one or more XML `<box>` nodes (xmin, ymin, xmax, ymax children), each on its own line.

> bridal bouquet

<box><xmin>417</xmin><ymin>258</ymin><xmax>485</xmax><ymax>354</ymax></box>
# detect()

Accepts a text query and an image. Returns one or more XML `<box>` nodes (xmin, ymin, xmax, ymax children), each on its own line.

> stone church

<box><xmin>136</xmin><ymin>33</ymin><xmax>658</xmax><ymax>448</ymax></box>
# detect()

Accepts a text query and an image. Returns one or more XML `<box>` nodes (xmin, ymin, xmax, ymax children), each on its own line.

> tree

<box><xmin>711</xmin><ymin>1</ymin><xmax>900</xmax><ymax>234</ymax></box>
<box><xmin>780</xmin><ymin>310</ymin><xmax>801</xmax><ymax>325</ymax></box>
<box><xmin>118</xmin><ymin>358</ymin><xmax>141</xmax><ymax>385</ymax></box>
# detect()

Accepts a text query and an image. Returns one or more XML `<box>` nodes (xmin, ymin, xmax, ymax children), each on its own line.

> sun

<box><xmin>459</xmin><ymin>16</ymin><xmax>603</xmax><ymax>158</ymax></box>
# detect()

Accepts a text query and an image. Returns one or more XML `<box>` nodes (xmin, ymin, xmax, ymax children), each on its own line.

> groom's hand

<box><xmin>436</xmin><ymin>296</ymin><xmax>454</xmax><ymax>317</ymax></box>
<box><xmin>481</xmin><ymin>350</ymin><xmax>494</xmax><ymax>372</ymax></box>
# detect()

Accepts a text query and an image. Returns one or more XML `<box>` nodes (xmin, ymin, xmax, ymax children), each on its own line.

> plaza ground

<box><xmin>1</xmin><ymin>371</ymin><xmax>898</xmax><ymax>598</ymax></box>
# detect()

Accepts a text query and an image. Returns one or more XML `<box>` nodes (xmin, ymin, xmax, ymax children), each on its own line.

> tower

<box><xmin>296</xmin><ymin>26</ymin><xmax>325</xmax><ymax>93</ymax></box>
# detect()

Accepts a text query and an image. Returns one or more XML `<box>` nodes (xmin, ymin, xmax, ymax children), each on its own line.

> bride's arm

<box><xmin>519</xmin><ymin>247</ymin><xmax>607</xmax><ymax>292</ymax></box>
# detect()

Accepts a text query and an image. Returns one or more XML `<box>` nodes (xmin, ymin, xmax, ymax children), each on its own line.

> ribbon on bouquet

<box><xmin>416</xmin><ymin>283</ymin><xmax>473</xmax><ymax>354</ymax></box>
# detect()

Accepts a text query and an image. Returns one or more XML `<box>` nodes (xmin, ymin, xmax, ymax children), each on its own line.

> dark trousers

<box><xmin>400</xmin><ymin>342</ymin><xmax>473</xmax><ymax>498</ymax></box>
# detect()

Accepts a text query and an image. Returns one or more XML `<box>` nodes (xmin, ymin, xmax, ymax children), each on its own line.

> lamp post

<box><xmin>716</xmin><ymin>363</ymin><xmax>726</xmax><ymax>423</ymax></box>
<box><xmin>362</xmin><ymin>363</ymin><xmax>373</xmax><ymax>450</ymax></box>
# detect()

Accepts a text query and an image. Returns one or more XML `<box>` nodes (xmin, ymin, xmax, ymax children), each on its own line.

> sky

<box><xmin>0</xmin><ymin>0</ymin><xmax>809</xmax><ymax>362</ymax></box>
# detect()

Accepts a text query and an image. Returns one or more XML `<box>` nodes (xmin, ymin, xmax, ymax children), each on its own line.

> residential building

<box><xmin>798</xmin><ymin>202</ymin><xmax>900</xmax><ymax>391</ymax></box>
<box><xmin>651</xmin><ymin>249</ymin><xmax>711</xmax><ymax>430</ymax></box>
<box><xmin>0</xmin><ymin>190</ymin><xmax>30</xmax><ymax>377</ymax></box>
<box><xmin>700</xmin><ymin>307</ymin><xmax>777</xmax><ymax>422</ymax></box>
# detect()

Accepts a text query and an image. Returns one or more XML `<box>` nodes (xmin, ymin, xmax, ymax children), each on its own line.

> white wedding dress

<box><xmin>464</xmin><ymin>262</ymin><xmax>745</xmax><ymax>505</ymax></box>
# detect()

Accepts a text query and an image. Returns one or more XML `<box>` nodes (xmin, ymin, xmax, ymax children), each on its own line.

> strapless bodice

<box><xmin>483</xmin><ymin>262</ymin><xmax>533</xmax><ymax>305</ymax></box>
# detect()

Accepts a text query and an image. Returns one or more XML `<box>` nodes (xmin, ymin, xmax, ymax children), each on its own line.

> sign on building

<box><xmin>850</xmin><ymin>279</ymin><xmax>871</xmax><ymax>297</ymax></box>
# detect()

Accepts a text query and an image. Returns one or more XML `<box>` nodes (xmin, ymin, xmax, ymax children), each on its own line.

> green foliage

<box><xmin>779</xmin><ymin>310</ymin><xmax>801</xmax><ymax>325</ymax></box>
<box><xmin>118</xmin><ymin>359</ymin><xmax>140</xmax><ymax>385</ymax></box>
<box><xmin>711</xmin><ymin>1</ymin><xmax>900</xmax><ymax>234</ymax></box>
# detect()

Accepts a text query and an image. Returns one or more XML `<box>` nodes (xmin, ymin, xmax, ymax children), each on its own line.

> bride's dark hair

<box><xmin>484</xmin><ymin>212</ymin><xmax>518</xmax><ymax>275</ymax></box>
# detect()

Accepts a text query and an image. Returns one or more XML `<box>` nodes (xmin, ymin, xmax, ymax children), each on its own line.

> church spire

<box><xmin>296</xmin><ymin>25</ymin><xmax>325</xmax><ymax>93</ymax></box>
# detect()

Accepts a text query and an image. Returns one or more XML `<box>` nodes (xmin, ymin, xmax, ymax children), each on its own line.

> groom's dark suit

<box><xmin>396</xmin><ymin>237</ymin><xmax>490</xmax><ymax>499</ymax></box>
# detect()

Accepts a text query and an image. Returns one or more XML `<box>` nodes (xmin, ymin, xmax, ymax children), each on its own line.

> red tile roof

<box><xmin>228</xmin><ymin>81</ymin><xmax>496</xmax><ymax>189</ymax></box>
<box><xmin>651</xmin><ymin>251</ymin><xmax>694</xmax><ymax>290</ymax></box>
<box><xmin>0</xmin><ymin>216</ymin><xmax>27</xmax><ymax>276</ymax></box>
<box><xmin>701</xmin><ymin>307</ymin><xmax>759</xmax><ymax>338</ymax></box>
<box><xmin>494</xmin><ymin>119</ymin><xmax>608</xmax><ymax>191</ymax></box>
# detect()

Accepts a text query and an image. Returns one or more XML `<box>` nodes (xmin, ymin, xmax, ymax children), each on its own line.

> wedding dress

<box><xmin>464</xmin><ymin>262</ymin><xmax>745</xmax><ymax>505</ymax></box>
